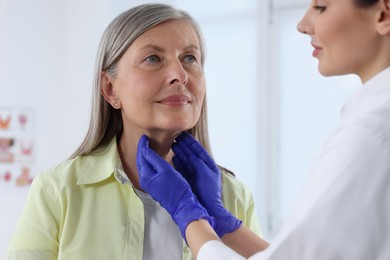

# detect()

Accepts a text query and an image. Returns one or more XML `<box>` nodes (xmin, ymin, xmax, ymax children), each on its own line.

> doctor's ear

<box><xmin>100</xmin><ymin>71</ymin><xmax>121</xmax><ymax>109</ymax></box>
<box><xmin>376</xmin><ymin>0</ymin><xmax>390</xmax><ymax>35</ymax></box>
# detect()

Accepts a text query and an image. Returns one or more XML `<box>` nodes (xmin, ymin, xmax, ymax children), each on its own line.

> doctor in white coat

<box><xmin>136</xmin><ymin>0</ymin><xmax>390</xmax><ymax>259</ymax></box>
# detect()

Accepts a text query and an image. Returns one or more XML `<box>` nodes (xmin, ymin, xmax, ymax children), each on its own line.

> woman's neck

<box><xmin>117</xmin><ymin>130</ymin><xmax>179</xmax><ymax>190</ymax></box>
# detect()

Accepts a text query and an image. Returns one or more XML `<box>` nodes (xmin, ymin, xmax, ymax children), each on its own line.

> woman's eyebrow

<box><xmin>139</xmin><ymin>44</ymin><xmax>200</xmax><ymax>53</ymax></box>
<box><xmin>183</xmin><ymin>44</ymin><xmax>200</xmax><ymax>52</ymax></box>
<box><xmin>140</xmin><ymin>44</ymin><xmax>165</xmax><ymax>52</ymax></box>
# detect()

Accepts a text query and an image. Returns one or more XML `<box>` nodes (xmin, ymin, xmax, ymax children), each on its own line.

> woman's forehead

<box><xmin>131</xmin><ymin>19</ymin><xmax>201</xmax><ymax>49</ymax></box>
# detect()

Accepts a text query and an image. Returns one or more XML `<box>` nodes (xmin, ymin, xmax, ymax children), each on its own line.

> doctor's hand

<box><xmin>136</xmin><ymin>135</ymin><xmax>215</xmax><ymax>242</ymax></box>
<box><xmin>172</xmin><ymin>132</ymin><xmax>242</xmax><ymax>238</ymax></box>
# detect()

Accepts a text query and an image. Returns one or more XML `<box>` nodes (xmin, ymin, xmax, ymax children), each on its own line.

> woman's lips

<box><xmin>311</xmin><ymin>43</ymin><xmax>322</xmax><ymax>57</ymax></box>
<box><xmin>157</xmin><ymin>95</ymin><xmax>190</xmax><ymax>106</ymax></box>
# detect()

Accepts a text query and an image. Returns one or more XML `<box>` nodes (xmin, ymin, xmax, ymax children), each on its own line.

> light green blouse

<box><xmin>8</xmin><ymin>138</ymin><xmax>262</xmax><ymax>260</ymax></box>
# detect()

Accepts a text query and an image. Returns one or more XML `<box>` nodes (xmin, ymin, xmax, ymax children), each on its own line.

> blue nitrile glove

<box><xmin>172</xmin><ymin>132</ymin><xmax>242</xmax><ymax>238</ymax></box>
<box><xmin>136</xmin><ymin>135</ymin><xmax>215</xmax><ymax>242</ymax></box>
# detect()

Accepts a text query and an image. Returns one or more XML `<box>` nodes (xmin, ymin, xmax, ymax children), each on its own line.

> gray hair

<box><xmin>70</xmin><ymin>3</ymin><xmax>211</xmax><ymax>158</ymax></box>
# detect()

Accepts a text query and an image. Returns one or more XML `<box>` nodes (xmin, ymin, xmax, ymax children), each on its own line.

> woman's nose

<box><xmin>167</xmin><ymin>61</ymin><xmax>189</xmax><ymax>86</ymax></box>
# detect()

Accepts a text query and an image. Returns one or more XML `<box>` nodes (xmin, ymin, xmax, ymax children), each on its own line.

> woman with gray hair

<box><xmin>7</xmin><ymin>3</ymin><xmax>261</xmax><ymax>260</ymax></box>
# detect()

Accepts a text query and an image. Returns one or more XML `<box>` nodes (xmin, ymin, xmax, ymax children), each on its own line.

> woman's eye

<box><xmin>145</xmin><ymin>55</ymin><xmax>161</xmax><ymax>63</ymax></box>
<box><xmin>313</xmin><ymin>5</ymin><xmax>326</xmax><ymax>13</ymax></box>
<box><xmin>183</xmin><ymin>55</ymin><xmax>197</xmax><ymax>64</ymax></box>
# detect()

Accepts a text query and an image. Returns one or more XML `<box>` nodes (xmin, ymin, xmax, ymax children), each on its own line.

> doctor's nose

<box><xmin>297</xmin><ymin>12</ymin><xmax>312</xmax><ymax>35</ymax></box>
<box><xmin>298</xmin><ymin>25</ymin><xmax>312</xmax><ymax>35</ymax></box>
<box><xmin>297</xmin><ymin>23</ymin><xmax>307</xmax><ymax>34</ymax></box>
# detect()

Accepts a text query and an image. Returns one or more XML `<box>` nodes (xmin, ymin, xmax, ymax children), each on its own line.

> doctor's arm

<box><xmin>186</xmin><ymin>219</ymin><xmax>268</xmax><ymax>259</ymax></box>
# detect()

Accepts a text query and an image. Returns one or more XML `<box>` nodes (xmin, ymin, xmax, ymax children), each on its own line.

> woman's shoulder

<box><xmin>219</xmin><ymin>166</ymin><xmax>261</xmax><ymax>234</ymax></box>
<box><xmin>35</xmin><ymin>140</ymin><xmax>118</xmax><ymax>186</ymax></box>
<box><xmin>220</xmin><ymin>166</ymin><xmax>254</xmax><ymax>201</ymax></box>
<box><xmin>220</xmin><ymin>166</ymin><xmax>244</xmax><ymax>187</ymax></box>
<box><xmin>33</xmin><ymin>156</ymin><xmax>89</xmax><ymax>187</ymax></box>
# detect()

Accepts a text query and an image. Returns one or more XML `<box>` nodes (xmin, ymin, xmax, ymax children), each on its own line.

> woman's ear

<box><xmin>376</xmin><ymin>0</ymin><xmax>390</xmax><ymax>35</ymax></box>
<box><xmin>101</xmin><ymin>71</ymin><xmax>121</xmax><ymax>109</ymax></box>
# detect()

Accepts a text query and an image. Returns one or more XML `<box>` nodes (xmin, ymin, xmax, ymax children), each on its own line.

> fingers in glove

<box><xmin>136</xmin><ymin>135</ymin><xmax>156</xmax><ymax>175</ymax></box>
<box><xmin>172</xmin><ymin>141</ymin><xmax>195</xmax><ymax>176</ymax></box>
<box><xmin>176</xmin><ymin>132</ymin><xmax>219</xmax><ymax>173</ymax></box>
<box><xmin>141</xmin><ymin>144</ymin><xmax>173</xmax><ymax>173</ymax></box>
<box><xmin>172</xmin><ymin>155</ymin><xmax>191</xmax><ymax>181</ymax></box>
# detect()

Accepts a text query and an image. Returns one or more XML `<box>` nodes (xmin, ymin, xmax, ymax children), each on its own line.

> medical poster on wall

<box><xmin>0</xmin><ymin>106</ymin><xmax>36</xmax><ymax>190</ymax></box>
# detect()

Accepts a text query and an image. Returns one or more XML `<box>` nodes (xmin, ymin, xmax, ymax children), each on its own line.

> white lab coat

<box><xmin>199</xmin><ymin>67</ymin><xmax>390</xmax><ymax>260</ymax></box>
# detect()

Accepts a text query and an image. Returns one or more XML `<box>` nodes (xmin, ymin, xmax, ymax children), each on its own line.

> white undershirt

<box><xmin>135</xmin><ymin>188</ymin><xmax>183</xmax><ymax>260</ymax></box>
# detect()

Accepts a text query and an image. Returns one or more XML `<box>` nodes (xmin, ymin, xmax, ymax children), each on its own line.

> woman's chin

<box><xmin>146</xmin><ymin>125</ymin><xmax>191</xmax><ymax>136</ymax></box>
<box><xmin>318</xmin><ymin>64</ymin><xmax>346</xmax><ymax>77</ymax></box>
<box><xmin>161</xmin><ymin>121</ymin><xmax>195</xmax><ymax>132</ymax></box>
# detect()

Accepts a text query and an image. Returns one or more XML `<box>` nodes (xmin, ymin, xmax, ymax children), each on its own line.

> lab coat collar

<box><xmin>341</xmin><ymin>67</ymin><xmax>390</xmax><ymax>121</ymax></box>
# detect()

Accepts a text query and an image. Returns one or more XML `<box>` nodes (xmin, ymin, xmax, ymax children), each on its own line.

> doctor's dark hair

<box><xmin>354</xmin><ymin>0</ymin><xmax>378</xmax><ymax>7</ymax></box>
<box><xmin>70</xmin><ymin>3</ymin><xmax>212</xmax><ymax>158</ymax></box>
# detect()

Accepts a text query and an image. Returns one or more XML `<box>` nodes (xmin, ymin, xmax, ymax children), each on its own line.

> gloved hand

<box><xmin>136</xmin><ymin>134</ymin><xmax>215</xmax><ymax>242</ymax></box>
<box><xmin>172</xmin><ymin>132</ymin><xmax>242</xmax><ymax>238</ymax></box>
